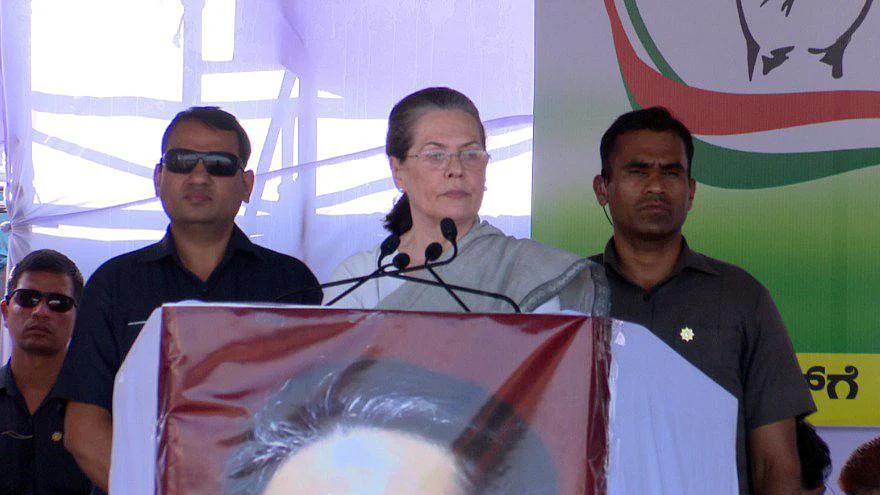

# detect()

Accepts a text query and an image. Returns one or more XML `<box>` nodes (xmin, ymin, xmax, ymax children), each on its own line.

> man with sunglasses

<box><xmin>1</xmin><ymin>249</ymin><xmax>92</xmax><ymax>494</ymax></box>
<box><xmin>55</xmin><ymin>106</ymin><xmax>322</xmax><ymax>493</ymax></box>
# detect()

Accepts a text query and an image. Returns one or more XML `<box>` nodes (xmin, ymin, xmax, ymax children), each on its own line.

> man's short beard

<box><xmin>18</xmin><ymin>339</ymin><xmax>64</xmax><ymax>357</ymax></box>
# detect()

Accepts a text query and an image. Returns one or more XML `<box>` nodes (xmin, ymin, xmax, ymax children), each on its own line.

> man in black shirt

<box><xmin>1</xmin><ymin>249</ymin><xmax>91</xmax><ymax>494</ymax></box>
<box><xmin>591</xmin><ymin>107</ymin><xmax>814</xmax><ymax>494</ymax></box>
<box><xmin>56</xmin><ymin>107</ymin><xmax>322</xmax><ymax>492</ymax></box>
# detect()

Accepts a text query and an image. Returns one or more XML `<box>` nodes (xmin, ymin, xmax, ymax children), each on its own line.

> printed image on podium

<box><xmin>112</xmin><ymin>304</ymin><xmax>611</xmax><ymax>494</ymax></box>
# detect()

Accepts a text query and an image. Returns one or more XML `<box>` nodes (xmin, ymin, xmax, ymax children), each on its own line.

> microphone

<box><xmin>424</xmin><ymin>242</ymin><xmax>442</xmax><ymax>262</ymax></box>
<box><xmin>386</xmin><ymin>272</ymin><xmax>521</xmax><ymax>313</ymax></box>
<box><xmin>422</xmin><ymin>242</ymin><xmax>470</xmax><ymax>312</ymax></box>
<box><xmin>377</xmin><ymin>233</ymin><xmax>400</xmax><ymax>270</ymax></box>
<box><xmin>296</xmin><ymin>241</ymin><xmax>411</xmax><ymax>307</ymax></box>
<box><xmin>440</xmin><ymin>218</ymin><xmax>457</xmax><ymax>242</ymax></box>
<box><xmin>387</xmin><ymin>219</ymin><xmax>520</xmax><ymax>312</ymax></box>
<box><xmin>392</xmin><ymin>253</ymin><xmax>410</xmax><ymax>270</ymax></box>
<box><xmin>281</xmin><ymin>218</ymin><xmax>520</xmax><ymax>312</ymax></box>
<box><xmin>277</xmin><ymin>233</ymin><xmax>400</xmax><ymax>304</ymax></box>
<box><xmin>426</xmin><ymin>219</ymin><xmax>459</xmax><ymax>269</ymax></box>
<box><xmin>324</xmin><ymin>233</ymin><xmax>402</xmax><ymax>306</ymax></box>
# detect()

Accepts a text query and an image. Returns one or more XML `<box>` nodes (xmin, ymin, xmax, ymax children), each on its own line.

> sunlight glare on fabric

<box><xmin>317</xmin><ymin>189</ymin><xmax>399</xmax><ymax>216</ymax></box>
<box><xmin>488</xmin><ymin>127</ymin><xmax>533</xmax><ymax>151</ymax></box>
<box><xmin>480</xmin><ymin>128</ymin><xmax>533</xmax><ymax>216</ymax></box>
<box><xmin>30</xmin><ymin>145</ymin><xmax>154</xmax><ymax>208</ymax></box>
<box><xmin>482</xmin><ymin>151</ymin><xmax>532</xmax><ymax>216</ymax></box>
<box><xmin>31</xmin><ymin>112</ymin><xmax>164</xmax><ymax>176</ymax></box>
<box><xmin>316</xmin><ymin>154</ymin><xmax>390</xmax><ymax>196</ymax></box>
<box><xmin>316</xmin><ymin>119</ymin><xmax>388</xmax><ymax>162</ymax></box>
<box><xmin>202</xmin><ymin>71</ymin><xmax>287</xmax><ymax>102</ymax></box>
<box><xmin>317</xmin><ymin>90</ymin><xmax>343</xmax><ymax>99</ymax></box>
<box><xmin>239</xmin><ymin>118</ymin><xmax>287</xmax><ymax>172</ymax></box>
<box><xmin>30</xmin><ymin>0</ymin><xmax>182</xmax><ymax>100</ymax></box>
<box><xmin>202</xmin><ymin>0</ymin><xmax>235</xmax><ymax>62</ymax></box>
<box><xmin>32</xmin><ymin>225</ymin><xmax>165</xmax><ymax>242</ymax></box>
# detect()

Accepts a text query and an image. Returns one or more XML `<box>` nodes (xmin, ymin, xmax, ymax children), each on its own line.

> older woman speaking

<box><xmin>324</xmin><ymin>87</ymin><xmax>606</xmax><ymax>314</ymax></box>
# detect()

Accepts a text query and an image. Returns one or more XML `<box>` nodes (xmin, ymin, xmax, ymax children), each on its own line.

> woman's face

<box><xmin>391</xmin><ymin>109</ymin><xmax>487</xmax><ymax>234</ymax></box>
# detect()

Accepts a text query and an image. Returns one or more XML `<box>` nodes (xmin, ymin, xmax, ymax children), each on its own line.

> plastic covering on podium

<box><xmin>110</xmin><ymin>303</ymin><xmax>737</xmax><ymax>494</ymax></box>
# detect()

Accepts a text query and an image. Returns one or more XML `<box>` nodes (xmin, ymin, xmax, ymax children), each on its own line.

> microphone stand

<box><xmin>389</xmin><ymin>226</ymin><xmax>521</xmax><ymax>312</ymax></box>
<box><xmin>421</xmin><ymin>241</ymin><xmax>470</xmax><ymax>312</ymax></box>
<box><xmin>324</xmin><ymin>262</ymin><xmax>395</xmax><ymax>307</ymax></box>
<box><xmin>287</xmin><ymin>218</ymin><xmax>520</xmax><ymax>312</ymax></box>
<box><xmin>313</xmin><ymin>233</ymin><xmax>401</xmax><ymax>306</ymax></box>
<box><xmin>385</xmin><ymin>272</ymin><xmax>521</xmax><ymax>313</ymax></box>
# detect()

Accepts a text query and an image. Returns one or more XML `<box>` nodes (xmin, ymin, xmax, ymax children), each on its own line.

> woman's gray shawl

<box><xmin>377</xmin><ymin>221</ymin><xmax>609</xmax><ymax>314</ymax></box>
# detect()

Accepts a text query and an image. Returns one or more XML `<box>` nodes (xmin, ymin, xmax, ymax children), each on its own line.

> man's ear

<box><xmin>241</xmin><ymin>170</ymin><xmax>255</xmax><ymax>203</ymax></box>
<box><xmin>153</xmin><ymin>164</ymin><xmax>163</xmax><ymax>196</ymax></box>
<box><xmin>593</xmin><ymin>175</ymin><xmax>608</xmax><ymax>206</ymax></box>
<box><xmin>687</xmin><ymin>177</ymin><xmax>696</xmax><ymax>211</ymax></box>
<box><xmin>1</xmin><ymin>299</ymin><xmax>9</xmax><ymax>323</ymax></box>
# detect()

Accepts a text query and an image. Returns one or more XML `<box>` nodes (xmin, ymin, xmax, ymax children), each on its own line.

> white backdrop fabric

<box><xmin>0</xmin><ymin>0</ymin><xmax>536</xmax><ymax>361</ymax></box>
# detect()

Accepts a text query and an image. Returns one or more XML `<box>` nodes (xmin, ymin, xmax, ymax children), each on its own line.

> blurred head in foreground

<box><xmin>839</xmin><ymin>436</ymin><xmax>880</xmax><ymax>495</ymax></box>
<box><xmin>224</xmin><ymin>360</ymin><xmax>556</xmax><ymax>495</ymax></box>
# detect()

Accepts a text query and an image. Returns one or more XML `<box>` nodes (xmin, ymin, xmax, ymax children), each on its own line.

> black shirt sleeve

<box><xmin>55</xmin><ymin>268</ymin><xmax>120</xmax><ymax>411</ymax></box>
<box><xmin>742</xmin><ymin>284</ymin><xmax>816</xmax><ymax>429</ymax></box>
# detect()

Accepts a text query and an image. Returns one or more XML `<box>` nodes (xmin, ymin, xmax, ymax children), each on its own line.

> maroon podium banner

<box><xmin>155</xmin><ymin>306</ymin><xmax>610</xmax><ymax>494</ymax></box>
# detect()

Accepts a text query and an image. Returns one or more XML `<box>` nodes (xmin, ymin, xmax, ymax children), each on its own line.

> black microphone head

<box><xmin>392</xmin><ymin>253</ymin><xmax>410</xmax><ymax>270</ymax></box>
<box><xmin>379</xmin><ymin>233</ymin><xmax>400</xmax><ymax>258</ymax></box>
<box><xmin>424</xmin><ymin>242</ymin><xmax>443</xmax><ymax>262</ymax></box>
<box><xmin>440</xmin><ymin>218</ymin><xmax>457</xmax><ymax>242</ymax></box>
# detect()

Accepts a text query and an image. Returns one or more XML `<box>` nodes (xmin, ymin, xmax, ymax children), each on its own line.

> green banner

<box><xmin>534</xmin><ymin>0</ymin><xmax>880</xmax><ymax>425</ymax></box>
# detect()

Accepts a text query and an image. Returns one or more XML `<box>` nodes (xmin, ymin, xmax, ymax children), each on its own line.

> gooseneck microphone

<box><xmin>386</xmin><ymin>219</ymin><xmax>521</xmax><ymax>313</ymax></box>
<box><xmin>286</xmin><ymin>218</ymin><xmax>520</xmax><ymax>312</ymax></box>
<box><xmin>323</xmin><ymin>233</ymin><xmax>401</xmax><ymax>306</ymax></box>
<box><xmin>440</xmin><ymin>217</ymin><xmax>457</xmax><ymax>243</ymax></box>
<box><xmin>377</xmin><ymin>233</ymin><xmax>400</xmax><ymax>270</ymax></box>
<box><xmin>392</xmin><ymin>253</ymin><xmax>410</xmax><ymax>270</ymax></box>
<box><xmin>422</xmin><ymin>242</ymin><xmax>470</xmax><ymax>312</ymax></box>
<box><xmin>423</xmin><ymin>218</ymin><xmax>458</xmax><ymax>270</ymax></box>
<box><xmin>424</xmin><ymin>242</ymin><xmax>443</xmax><ymax>262</ymax></box>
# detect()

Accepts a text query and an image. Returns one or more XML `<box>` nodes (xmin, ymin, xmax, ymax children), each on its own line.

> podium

<box><xmin>111</xmin><ymin>304</ymin><xmax>610</xmax><ymax>494</ymax></box>
<box><xmin>110</xmin><ymin>304</ymin><xmax>738</xmax><ymax>494</ymax></box>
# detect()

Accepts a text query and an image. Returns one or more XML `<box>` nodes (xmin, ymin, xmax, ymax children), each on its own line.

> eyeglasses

<box><xmin>406</xmin><ymin>149</ymin><xmax>490</xmax><ymax>169</ymax></box>
<box><xmin>6</xmin><ymin>289</ymin><xmax>77</xmax><ymax>313</ymax></box>
<box><xmin>160</xmin><ymin>148</ymin><xmax>243</xmax><ymax>177</ymax></box>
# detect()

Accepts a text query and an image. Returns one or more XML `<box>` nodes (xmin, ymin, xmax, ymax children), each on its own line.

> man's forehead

<box><xmin>611</xmin><ymin>130</ymin><xmax>689</xmax><ymax>166</ymax></box>
<box><xmin>16</xmin><ymin>270</ymin><xmax>75</xmax><ymax>294</ymax></box>
<box><xmin>164</xmin><ymin>119</ymin><xmax>240</xmax><ymax>154</ymax></box>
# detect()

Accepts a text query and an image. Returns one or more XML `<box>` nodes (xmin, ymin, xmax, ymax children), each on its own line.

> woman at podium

<box><xmin>323</xmin><ymin>87</ymin><xmax>606</xmax><ymax>314</ymax></box>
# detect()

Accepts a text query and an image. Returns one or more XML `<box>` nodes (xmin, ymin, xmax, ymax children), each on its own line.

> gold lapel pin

<box><xmin>680</xmin><ymin>326</ymin><xmax>695</xmax><ymax>342</ymax></box>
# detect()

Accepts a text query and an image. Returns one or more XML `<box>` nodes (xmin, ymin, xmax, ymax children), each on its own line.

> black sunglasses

<box><xmin>6</xmin><ymin>289</ymin><xmax>77</xmax><ymax>313</ymax></box>
<box><xmin>160</xmin><ymin>148</ymin><xmax>243</xmax><ymax>177</ymax></box>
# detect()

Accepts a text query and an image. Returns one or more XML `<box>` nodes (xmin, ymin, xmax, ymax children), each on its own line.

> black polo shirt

<box><xmin>55</xmin><ymin>225</ymin><xmax>321</xmax><ymax>411</ymax></box>
<box><xmin>0</xmin><ymin>363</ymin><xmax>92</xmax><ymax>495</ymax></box>
<box><xmin>592</xmin><ymin>238</ymin><xmax>815</xmax><ymax>494</ymax></box>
